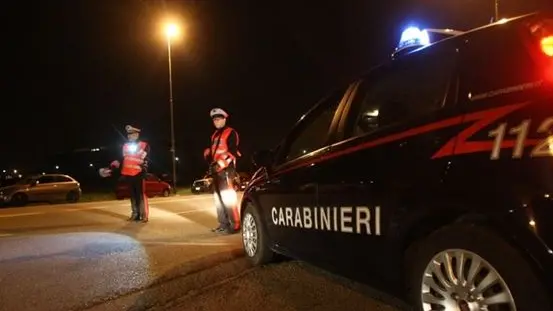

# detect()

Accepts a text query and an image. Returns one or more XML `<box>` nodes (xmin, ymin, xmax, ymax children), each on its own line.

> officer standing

<box><xmin>102</xmin><ymin>125</ymin><xmax>151</xmax><ymax>222</ymax></box>
<box><xmin>204</xmin><ymin>108</ymin><xmax>241</xmax><ymax>234</ymax></box>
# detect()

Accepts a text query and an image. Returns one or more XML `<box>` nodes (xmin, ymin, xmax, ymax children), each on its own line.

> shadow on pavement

<box><xmin>78</xmin><ymin>247</ymin><xmax>247</xmax><ymax>311</ymax></box>
<box><xmin>127</xmin><ymin>258</ymin><xmax>413</xmax><ymax>311</ymax></box>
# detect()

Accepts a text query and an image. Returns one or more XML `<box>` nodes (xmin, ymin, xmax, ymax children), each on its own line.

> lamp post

<box><xmin>494</xmin><ymin>0</ymin><xmax>499</xmax><ymax>21</ymax></box>
<box><xmin>164</xmin><ymin>23</ymin><xmax>179</xmax><ymax>193</ymax></box>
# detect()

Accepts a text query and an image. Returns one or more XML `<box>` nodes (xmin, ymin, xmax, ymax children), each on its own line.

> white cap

<box><xmin>210</xmin><ymin>108</ymin><xmax>229</xmax><ymax>118</ymax></box>
<box><xmin>125</xmin><ymin>125</ymin><xmax>141</xmax><ymax>134</ymax></box>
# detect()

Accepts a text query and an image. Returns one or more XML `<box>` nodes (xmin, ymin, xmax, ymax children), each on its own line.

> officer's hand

<box><xmin>203</xmin><ymin>148</ymin><xmax>210</xmax><ymax>158</ymax></box>
<box><xmin>110</xmin><ymin>160</ymin><xmax>120</xmax><ymax>168</ymax></box>
<box><xmin>99</xmin><ymin>168</ymin><xmax>112</xmax><ymax>178</ymax></box>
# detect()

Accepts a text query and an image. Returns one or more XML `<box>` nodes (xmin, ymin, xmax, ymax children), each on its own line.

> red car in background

<box><xmin>115</xmin><ymin>173</ymin><xmax>172</xmax><ymax>200</ymax></box>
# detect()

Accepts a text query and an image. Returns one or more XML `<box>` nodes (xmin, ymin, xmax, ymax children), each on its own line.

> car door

<box><xmin>255</xmin><ymin>85</ymin><xmax>354</xmax><ymax>259</ymax></box>
<box><xmin>52</xmin><ymin>175</ymin><xmax>75</xmax><ymax>200</ymax></box>
<box><xmin>145</xmin><ymin>174</ymin><xmax>159</xmax><ymax>196</ymax></box>
<box><xmin>314</xmin><ymin>48</ymin><xmax>460</xmax><ymax>286</ymax></box>
<box><xmin>29</xmin><ymin>175</ymin><xmax>58</xmax><ymax>201</ymax></box>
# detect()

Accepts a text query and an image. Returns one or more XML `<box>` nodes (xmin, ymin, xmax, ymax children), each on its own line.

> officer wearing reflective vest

<box><xmin>203</xmin><ymin>108</ymin><xmax>241</xmax><ymax>234</ymax></box>
<box><xmin>103</xmin><ymin>125</ymin><xmax>151</xmax><ymax>222</ymax></box>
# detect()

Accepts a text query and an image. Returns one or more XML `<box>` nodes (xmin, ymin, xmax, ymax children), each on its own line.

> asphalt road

<box><xmin>0</xmin><ymin>195</ymin><xmax>406</xmax><ymax>311</ymax></box>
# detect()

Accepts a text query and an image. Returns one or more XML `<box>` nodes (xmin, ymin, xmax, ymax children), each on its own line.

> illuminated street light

<box><xmin>162</xmin><ymin>20</ymin><xmax>182</xmax><ymax>194</ymax></box>
<box><xmin>165</xmin><ymin>23</ymin><xmax>180</xmax><ymax>39</ymax></box>
<box><xmin>13</xmin><ymin>169</ymin><xmax>17</xmax><ymax>174</ymax></box>
<box><xmin>55</xmin><ymin>165</ymin><xmax>59</xmax><ymax>170</ymax></box>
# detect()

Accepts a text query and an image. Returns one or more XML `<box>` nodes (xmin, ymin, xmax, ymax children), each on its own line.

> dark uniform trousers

<box><xmin>212</xmin><ymin>167</ymin><xmax>240</xmax><ymax>231</ymax></box>
<box><xmin>125</xmin><ymin>173</ymin><xmax>149</xmax><ymax>220</ymax></box>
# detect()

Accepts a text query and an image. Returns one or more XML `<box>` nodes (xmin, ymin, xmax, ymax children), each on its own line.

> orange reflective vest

<box><xmin>211</xmin><ymin>127</ymin><xmax>241</xmax><ymax>169</ymax></box>
<box><xmin>121</xmin><ymin>141</ymin><xmax>148</xmax><ymax>176</ymax></box>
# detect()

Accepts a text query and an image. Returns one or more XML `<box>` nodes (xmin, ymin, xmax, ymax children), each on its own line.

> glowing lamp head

<box><xmin>397</xmin><ymin>27</ymin><xmax>431</xmax><ymax>50</ymax></box>
<box><xmin>165</xmin><ymin>23</ymin><xmax>179</xmax><ymax>38</ymax></box>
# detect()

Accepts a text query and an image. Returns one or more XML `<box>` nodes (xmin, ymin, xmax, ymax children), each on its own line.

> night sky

<box><xmin>2</xmin><ymin>0</ymin><xmax>551</xmax><ymax>174</ymax></box>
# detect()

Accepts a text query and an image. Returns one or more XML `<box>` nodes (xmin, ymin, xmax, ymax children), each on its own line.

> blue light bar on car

<box><xmin>397</xmin><ymin>27</ymin><xmax>431</xmax><ymax>50</ymax></box>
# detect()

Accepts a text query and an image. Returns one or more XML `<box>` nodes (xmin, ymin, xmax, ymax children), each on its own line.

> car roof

<box><xmin>31</xmin><ymin>174</ymin><xmax>75</xmax><ymax>179</ymax></box>
<box><xmin>398</xmin><ymin>12</ymin><xmax>542</xmax><ymax>58</ymax></box>
<box><xmin>352</xmin><ymin>12</ymin><xmax>547</xmax><ymax>82</ymax></box>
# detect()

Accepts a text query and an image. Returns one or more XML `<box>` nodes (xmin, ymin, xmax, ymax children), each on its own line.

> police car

<box><xmin>240</xmin><ymin>12</ymin><xmax>553</xmax><ymax>311</ymax></box>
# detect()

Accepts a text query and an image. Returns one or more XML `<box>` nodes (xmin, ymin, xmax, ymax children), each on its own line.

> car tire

<box><xmin>241</xmin><ymin>203</ymin><xmax>274</xmax><ymax>266</ymax></box>
<box><xmin>11</xmin><ymin>193</ymin><xmax>28</xmax><ymax>207</ymax></box>
<box><xmin>66</xmin><ymin>191</ymin><xmax>80</xmax><ymax>203</ymax></box>
<box><xmin>162</xmin><ymin>189</ymin><xmax>170</xmax><ymax>197</ymax></box>
<box><xmin>405</xmin><ymin>223</ymin><xmax>551</xmax><ymax>311</ymax></box>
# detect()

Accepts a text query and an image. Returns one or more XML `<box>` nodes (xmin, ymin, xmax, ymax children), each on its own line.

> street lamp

<box><xmin>494</xmin><ymin>0</ymin><xmax>499</xmax><ymax>21</ymax></box>
<box><xmin>164</xmin><ymin>22</ymin><xmax>180</xmax><ymax>193</ymax></box>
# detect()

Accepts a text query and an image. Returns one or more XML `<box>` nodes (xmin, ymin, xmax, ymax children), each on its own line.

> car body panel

<box><xmin>115</xmin><ymin>174</ymin><xmax>171</xmax><ymax>199</ymax></box>
<box><xmin>242</xmin><ymin>11</ymin><xmax>553</xmax><ymax>298</ymax></box>
<box><xmin>0</xmin><ymin>174</ymin><xmax>81</xmax><ymax>204</ymax></box>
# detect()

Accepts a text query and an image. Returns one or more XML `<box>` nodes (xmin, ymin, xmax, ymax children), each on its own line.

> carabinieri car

<box><xmin>240</xmin><ymin>11</ymin><xmax>553</xmax><ymax>311</ymax></box>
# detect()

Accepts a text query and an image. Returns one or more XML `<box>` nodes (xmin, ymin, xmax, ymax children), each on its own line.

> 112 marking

<box><xmin>488</xmin><ymin>117</ymin><xmax>553</xmax><ymax>160</ymax></box>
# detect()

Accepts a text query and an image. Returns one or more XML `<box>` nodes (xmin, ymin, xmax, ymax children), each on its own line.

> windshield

<box><xmin>16</xmin><ymin>178</ymin><xmax>35</xmax><ymax>185</ymax></box>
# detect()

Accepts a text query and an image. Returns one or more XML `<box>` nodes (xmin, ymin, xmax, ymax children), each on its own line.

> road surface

<box><xmin>0</xmin><ymin>195</ymin><xmax>405</xmax><ymax>311</ymax></box>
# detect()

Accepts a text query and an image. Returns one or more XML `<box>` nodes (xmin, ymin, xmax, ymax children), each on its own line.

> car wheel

<box><xmin>241</xmin><ymin>203</ymin><xmax>274</xmax><ymax>266</ymax></box>
<box><xmin>11</xmin><ymin>193</ymin><xmax>28</xmax><ymax>207</ymax></box>
<box><xmin>162</xmin><ymin>189</ymin><xmax>170</xmax><ymax>197</ymax></box>
<box><xmin>66</xmin><ymin>191</ymin><xmax>80</xmax><ymax>203</ymax></box>
<box><xmin>405</xmin><ymin>223</ymin><xmax>551</xmax><ymax>311</ymax></box>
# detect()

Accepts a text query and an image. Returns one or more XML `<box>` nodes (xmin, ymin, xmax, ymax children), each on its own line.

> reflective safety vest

<box><xmin>121</xmin><ymin>141</ymin><xmax>148</xmax><ymax>176</ymax></box>
<box><xmin>211</xmin><ymin>127</ymin><xmax>241</xmax><ymax>169</ymax></box>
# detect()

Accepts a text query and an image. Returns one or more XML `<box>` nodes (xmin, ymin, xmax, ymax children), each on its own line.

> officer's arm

<box><xmin>204</xmin><ymin>137</ymin><xmax>211</xmax><ymax>161</ymax></box>
<box><xmin>110</xmin><ymin>147</ymin><xmax>124</xmax><ymax>170</ymax></box>
<box><xmin>227</xmin><ymin>130</ymin><xmax>239</xmax><ymax>157</ymax></box>
<box><xmin>141</xmin><ymin>143</ymin><xmax>151</xmax><ymax>171</ymax></box>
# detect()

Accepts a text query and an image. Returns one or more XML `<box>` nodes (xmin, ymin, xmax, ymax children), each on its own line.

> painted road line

<box><xmin>64</xmin><ymin>205</ymin><xmax>116</xmax><ymax>212</ymax></box>
<box><xmin>0</xmin><ymin>233</ymin><xmax>13</xmax><ymax>237</ymax></box>
<box><xmin>0</xmin><ymin>205</ymin><xmax>212</xmax><ymax>218</ymax></box>
<box><xmin>0</xmin><ymin>197</ymin><xmax>215</xmax><ymax>218</ymax></box>
<box><xmin>140</xmin><ymin>241</ymin><xmax>235</xmax><ymax>247</ymax></box>
<box><xmin>0</xmin><ymin>212</ymin><xmax>43</xmax><ymax>218</ymax></box>
<box><xmin>147</xmin><ymin>196</ymin><xmax>212</xmax><ymax>204</ymax></box>
<box><xmin>175</xmin><ymin>207</ymin><xmax>212</xmax><ymax>215</ymax></box>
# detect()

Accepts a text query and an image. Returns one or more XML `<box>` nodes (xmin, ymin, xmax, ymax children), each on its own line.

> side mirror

<box><xmin>252</xmin><ymin>149</ymin><xmax>273</xmax><ymax>168</ymax></box>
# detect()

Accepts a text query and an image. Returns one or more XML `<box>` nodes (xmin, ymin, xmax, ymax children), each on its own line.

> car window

<box><xmin>54</xmin><ymin>176</ymin><xmax>72</xmax><ymax>183</ymax></box>
<box><xmin>348</xmin><ymin>52</ymin><xmax>455</xmax><ymax>137</ymax></box>
<box><xmin>146</xmin><ymin>175</ymin><xmax>159</xmax><ymax>181</ymax></box>
<box><xmin>37</xmin><ymin>176</ymin><xmax>56</xmax><ymax>184</ymax></box>
<box><xmin>459</xmin><ymin>29</ymin><xmax>541</xmax><ymax>102</ymax></box>
<box><xmin>279</xmin><ymin>88</ymin><xmax>346</xmax><ymax>163</ymax></box>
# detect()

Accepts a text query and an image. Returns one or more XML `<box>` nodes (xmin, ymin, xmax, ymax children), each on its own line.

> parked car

<box><xmin>240</xmin><ymin>12</ymin><xmax>553</xmax><ymax>311</ymax></box>
<box><xmin>0</xmin><ymin>174</ymin><xmax>82</xmax><ymax>206</ymax></box>
<box><xmin>115</xmin><ymin>173</ymin><xmax>171</xmax><ymax>200</ymax></box>
<box><xmin>192</xmin><ymin>175</ymin><xmax>213</xmax><ymax>194</ymax></box>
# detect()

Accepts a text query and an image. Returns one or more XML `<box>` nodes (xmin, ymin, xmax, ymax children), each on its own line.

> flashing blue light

<box><xmin>397</xmin><ymin>27</ymin><xmax>430</xmax><ymax>50</ymax></box>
